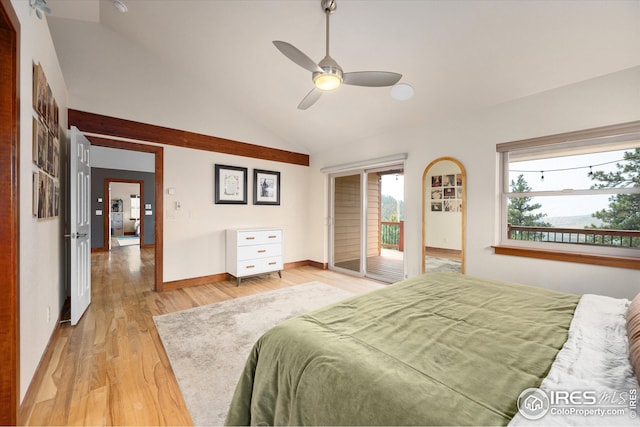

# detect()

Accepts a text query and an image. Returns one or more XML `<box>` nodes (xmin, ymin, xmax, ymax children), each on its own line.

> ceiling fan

<box><xmin>273</xmin><ymin>0</ymin><xmax>402</xmax><ymax>110</ymax></box>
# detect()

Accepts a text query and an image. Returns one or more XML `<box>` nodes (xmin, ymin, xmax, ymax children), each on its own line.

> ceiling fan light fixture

<box><xmin>314</xmin><ymin>73</ymin><xmax>342</xmax><ymax>91</ymax></box>
<box><xmin>274</xmin><ymin>0</ymin><xmax>402</xmax><ymax>108</ymax></box>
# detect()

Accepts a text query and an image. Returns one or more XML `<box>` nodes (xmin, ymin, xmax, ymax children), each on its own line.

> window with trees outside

<box><xmin>496</xmin><ymin>121</ymin><xmax>640</xmax><ymax>269</ymax></box>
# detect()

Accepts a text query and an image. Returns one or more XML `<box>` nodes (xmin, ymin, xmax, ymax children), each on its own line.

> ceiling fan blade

<box><xmin>273</xmin><ymin>41</ymin><xmax>323</xmax><ymax>74</ymax></box>
<box><xmin>297</xmin><ymin>88</ymin><xmax>322</xmax><ymax>110</ymax></box>
<box><xmin>343</xmin><ymin>71</ymin><xmax>402</xmax><ymax>87</ymax></box>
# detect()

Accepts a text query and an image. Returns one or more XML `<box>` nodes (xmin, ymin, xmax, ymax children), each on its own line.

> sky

<box><xmin>509</xmin><ymin>149</ymin><xmax>633</xmax><ymax>217</ymax></box>
<box><xmin>381</xmin><ymin>173</ymin><xmax>404</xmax><ymax>200</ymax></box>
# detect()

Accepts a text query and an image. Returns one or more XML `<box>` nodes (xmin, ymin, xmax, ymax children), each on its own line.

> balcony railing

<box><xmin>381</xmin><ymin>221</ymin><xmax>404</xmax><ymax>251</ymax></box>
<box><xmin>508</xmin><ymin>224</ymin><xmax>640</xmax><ymax>248</ymax></box>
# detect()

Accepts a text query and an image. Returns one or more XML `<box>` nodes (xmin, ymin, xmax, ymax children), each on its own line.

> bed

<box><xmin>225</xmin><ymin>272</ymin><xmax>640</xmax><ymax>426</ymax></box>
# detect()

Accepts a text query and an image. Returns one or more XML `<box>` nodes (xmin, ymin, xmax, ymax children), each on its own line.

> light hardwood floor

<box><xmin>22</xmin><ymin>245</ymin><xmax>383</xmax><ymax>426</ymax></box>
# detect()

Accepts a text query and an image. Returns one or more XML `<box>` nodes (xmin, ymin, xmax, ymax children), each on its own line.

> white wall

<box><xmin>91</xmin><ymin>145</ymin><xmax>154</xmax><ymax>172</ymax></box>
<box><xmin>12</xmin><ymin>0</ymin><xmax>69</xmax><ymax>401</ymax></box>
<box><xmin>312</xmin><ymin>66</ymin><xmax>640</xmax><ymax>299</ymax></box>
<box><xmin>163</xmin><ymin>145</ymin><xmax>310</xmax><ymax>282</ymax></box>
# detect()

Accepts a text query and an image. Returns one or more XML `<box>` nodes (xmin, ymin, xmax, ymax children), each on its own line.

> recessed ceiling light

<box><xmin>113</xmin><ymin>0</ymin><xmax>128</xmax><ymax>13</ymax></box>
<box><xmin>391</xmin><ymin>83</ymin><xmax>414</xmax><ymax>101</ymax></box>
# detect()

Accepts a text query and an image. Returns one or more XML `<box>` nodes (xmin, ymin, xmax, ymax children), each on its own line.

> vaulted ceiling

<box><xmin>46</xmin><ymin>0</ymin><xmax>640</xmax><ymax>155</ymax></box>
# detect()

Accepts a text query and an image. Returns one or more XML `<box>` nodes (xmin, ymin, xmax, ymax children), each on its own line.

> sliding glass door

<box><xmin>332</xmin><ymin>174</ymin><xmax>362</xmax><ymax>274</ymax></box>
<box><xmin>366</xmin><ymin>169</ymin><xmax>404</xmax><ymax>283</ymax></box>
<box><xmin>329</xmin><ymin>165</ymin><xmax>405</xmax><ymax>283</ymax></box>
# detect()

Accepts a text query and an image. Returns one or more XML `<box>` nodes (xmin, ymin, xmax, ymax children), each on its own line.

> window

<box><xmin>130</xmin><ymin>194</ymin><xmax>140</xmax><ymax>220</ymax></box>
<box><xmin>496</xmin><ymin>121</ymin><xmax>640</xmax><ymax>268</ymax></box>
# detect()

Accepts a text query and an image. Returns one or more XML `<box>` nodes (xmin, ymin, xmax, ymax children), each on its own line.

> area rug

<box><xmin>426</xmin><ymin>256</ymin><xmax>462</xmax><ymax>273</ymax></box>
<box><xmin>153</xmin><ymin>282</ymin><xmax>358</xmax><ymax>426</ymax></box>
<box><xmin>115</xmin><ymin>235</ymin><xmax>139</xmax><ymax>246</ymax></box>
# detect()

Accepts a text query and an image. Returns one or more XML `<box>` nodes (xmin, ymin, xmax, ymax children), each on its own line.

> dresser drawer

<box><xmin>236</xmin><ymin>256</ymin><xmax>283</xmax><ymax>277</ymax></box>
<box><xmin>237</xmin><ymin>230</ymin><xmax>282</xmax><ymax>246</ymax></box>
<box><xmin>237</xmin><ymin>243</ymin><xmax>282</xmax><ymax>261</ymax></box>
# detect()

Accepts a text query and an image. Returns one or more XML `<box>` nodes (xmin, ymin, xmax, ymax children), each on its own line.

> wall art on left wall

<box><xmin>31</xmin><ymin>61</ymin><xmax>60</xmax><ymax>218</ymax></box>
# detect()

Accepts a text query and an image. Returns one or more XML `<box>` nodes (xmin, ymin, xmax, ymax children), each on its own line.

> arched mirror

<box><xmin>422</xmin><ymin>157</ymin><xmax>466</xmax><ymax>274</ymax></box>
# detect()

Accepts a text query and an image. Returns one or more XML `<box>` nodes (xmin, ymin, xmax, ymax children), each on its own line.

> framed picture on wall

<box><xmin>214</xmin><ymin>164</ymin><xmax>247</xmax><ymax>204</ymax></box>
<box><xmin>253</xmin><ymin>169</ymin><xmax>280</xmax><ymax>205</ymax></box>
<box><xmin>32</xmin><ymin>172</ymin><xmax>39</xmax><ymax>217</ymax></box>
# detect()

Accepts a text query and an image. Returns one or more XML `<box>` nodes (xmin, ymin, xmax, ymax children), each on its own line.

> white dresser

<box><xmin>226</xmin><ymin>228</ymin><xmax>283</xmax><ymax>285</ymax></box>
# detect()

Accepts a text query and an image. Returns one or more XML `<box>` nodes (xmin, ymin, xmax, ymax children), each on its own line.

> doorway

<box><xmin>330</xmin><ymin>165</ymin><xmax>405</xmax><ymax>283</ymax></box>
<box><xmin>108</xmin><ymin>181</ymin><xmax>142</xmax><ymax>250</ymax></box>
<box><xmin>88</xmin><ymin>137</ymin><xmax>164</xmax><ymax>291</ymax></box>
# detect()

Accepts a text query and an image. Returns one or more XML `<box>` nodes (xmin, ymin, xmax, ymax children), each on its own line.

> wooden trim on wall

<box><xmin>283</xmin><ymin>260</ymin><xmax>312</xmax><ymax>270</ymax></box>
<box><xmin>493</xmin><ymin>245</ymin><xmax>640</xmax><ymax>270</ymax></box>
<box><xmin>69</xmin><ymin>109</ymin><xmax>310</xmax><ymax>166</ymax></box>
<box><xmin>86</xmin><ymin>136</ymin><xmax>165</xmax><ymax>291</ymax></box>
<box><xmin>162</xmin><ymin>260</ymin><xmax>328</xmax><ymax>291</ymax></box>
<box><xmin>0</xmin><ymin>0</ymin><xmax>19</xmax><ymax>423</ymax></box>
<box><xmin>162</xmin><ymin>273</ymin><xmax>230</xmax><ymax>292</ymax></box>
<box><xmin>305</xmin><ymin>260</ymin><xmax>329</xmax><ymax>270</ymax></box>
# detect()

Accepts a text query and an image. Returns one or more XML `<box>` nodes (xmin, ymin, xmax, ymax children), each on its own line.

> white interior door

<box><xmin>70</xmin><ymin>126</ymin><xmax>91</xmax><ymax>325</ymax></box>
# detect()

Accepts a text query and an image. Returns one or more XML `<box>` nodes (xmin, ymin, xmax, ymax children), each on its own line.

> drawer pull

<box><xmin>268</xmin><ymin>235</ymin><xmax>278</xmax><ymax>239</ymax></box>
<box><xmin>268</xmin><ymin>262</ymin><xmax>277</xmax><ymax>265</ymax></box>
<box><xmin>257</xmin><ymin>249</ymin><xmax>267</xmax><ymax>253</ymax></box>
<box><xmin>246</xmin><ymin>265</ymin><xmax>255</xmax><ymax>269</ymax></box>
<box><xmin>245</xmin><ymin>236</ymin><xmax>255</xmax><ymax>240</ymax></box>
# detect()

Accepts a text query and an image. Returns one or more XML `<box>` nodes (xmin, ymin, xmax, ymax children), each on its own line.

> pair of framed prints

<box><xmin>214</xmin><ymin>164</ymin><xmax>280</xmax><ymax>206</ymax></box>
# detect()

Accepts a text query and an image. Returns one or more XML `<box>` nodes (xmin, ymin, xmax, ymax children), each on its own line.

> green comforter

<box><xmin>225</xmin><ymin>273</ymin><xmax>579</xmax><ymax>426</ymax></box>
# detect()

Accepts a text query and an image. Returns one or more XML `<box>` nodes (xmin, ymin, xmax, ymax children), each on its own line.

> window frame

<box><xmin>494</xmin><ymin>121</ymin><xmax>640</xmax><ymax>270</ymax></box>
